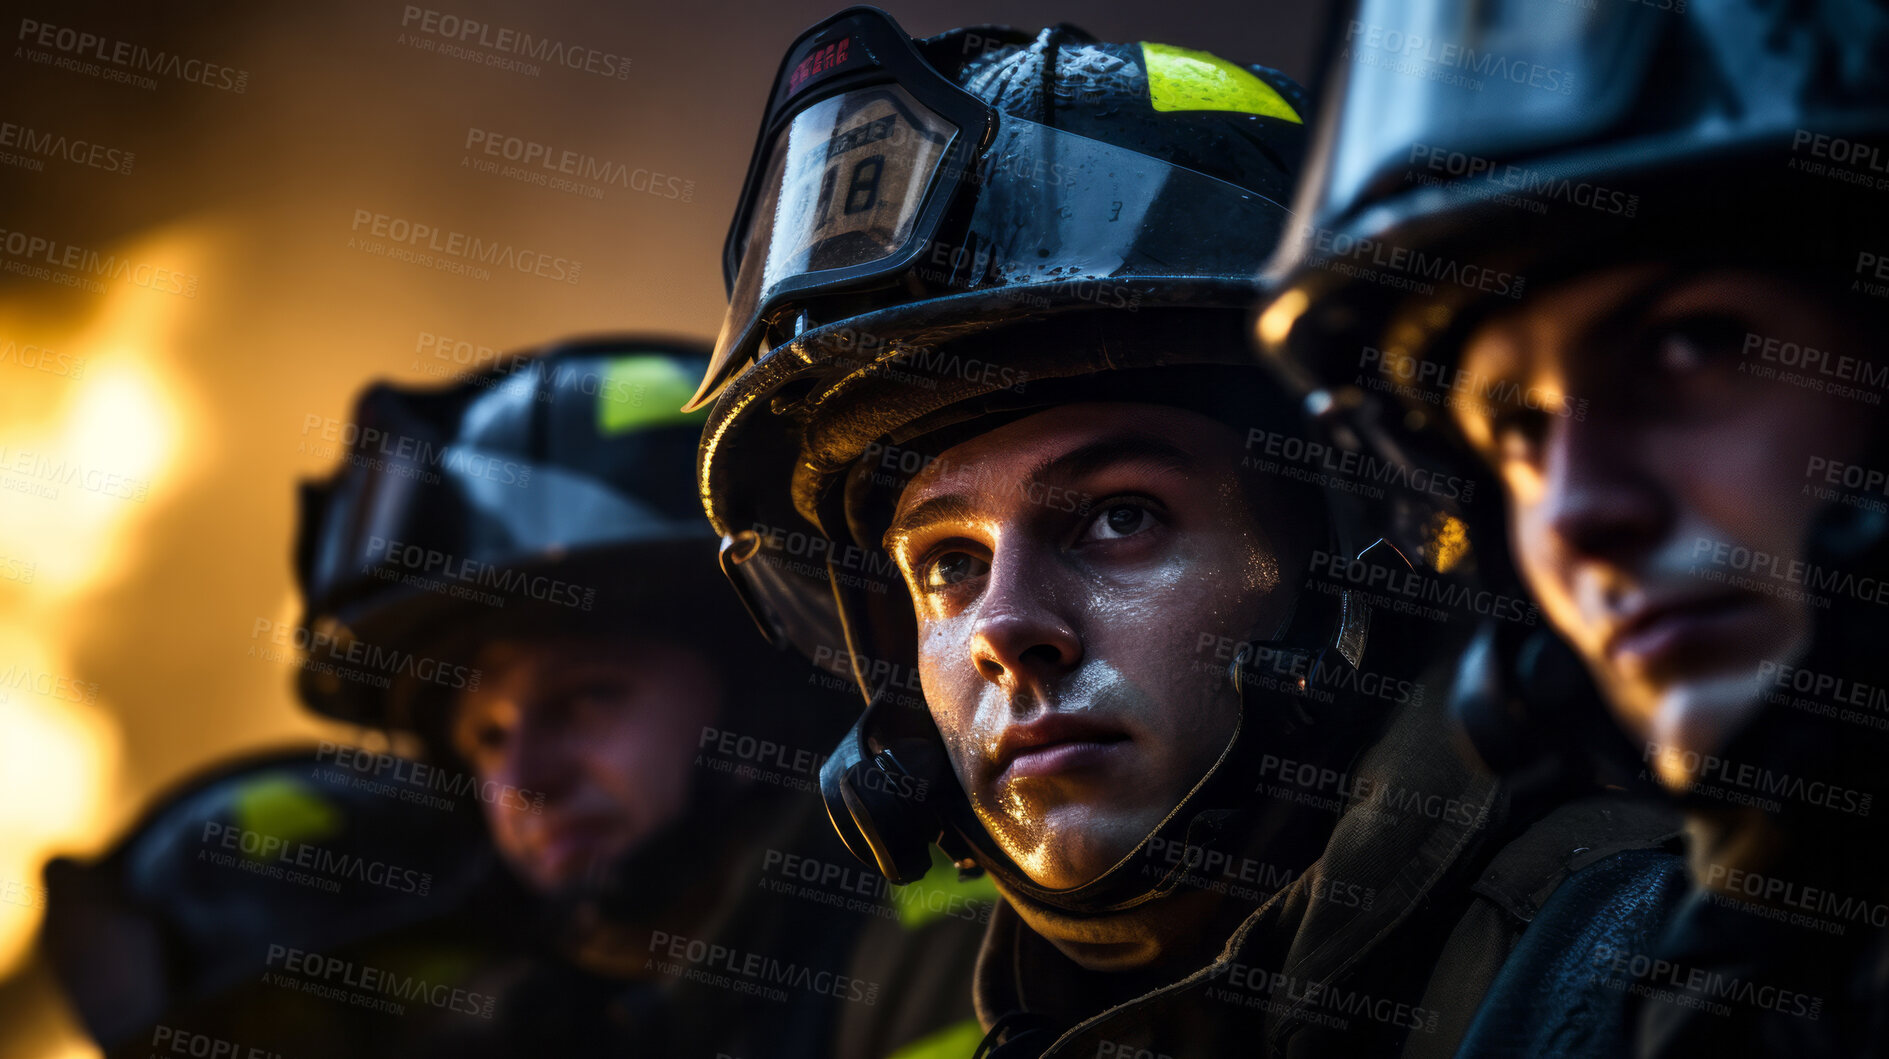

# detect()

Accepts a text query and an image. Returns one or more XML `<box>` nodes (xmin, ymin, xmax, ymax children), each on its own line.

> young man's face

<box><xmin>1451</xmin><ymin>266</ymin><xmax>1875</xmax><ymax>788</ymax></box>
<box><xmin>886</xmin><ymin>402</ymin><xmax>1297</xmax><ymax>891</ymax></box>
<box><xmin>450</xmin><ymin>635</ymin><xmax>722</xmax><ymax>893</ymax></box>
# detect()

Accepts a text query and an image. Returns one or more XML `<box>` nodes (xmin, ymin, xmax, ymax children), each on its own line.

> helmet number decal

<box><xmin>771</xmin><ymin>87</ymin><xmax>955</xmax><ymax>277</ymax></box>
<box><xmin>844</xmin><ymin>156</ymin><xmax>884</xmax><ymax>214</ymax></box>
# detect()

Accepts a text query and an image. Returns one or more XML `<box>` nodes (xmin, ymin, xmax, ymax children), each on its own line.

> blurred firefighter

<box><xmin>43</xmin><ymin>337</ymin><xmax>988</xmax><ymax>1058</ymax></box>
<box><xmin>1261</xmin><ymin>1</ymin><xmax>1889</xmax><ymax>1054</ymax></box>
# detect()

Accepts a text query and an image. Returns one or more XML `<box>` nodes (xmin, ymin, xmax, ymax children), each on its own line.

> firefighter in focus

<box><xmin>688</xmin><ymin>9</ymin><xmax>1684</xmax><ymax>1055</ymax></box>
<box><xmin>1259</xmin><ymin>1</ymin><xmax>1889</xmax><ymax>1054</ymax></box>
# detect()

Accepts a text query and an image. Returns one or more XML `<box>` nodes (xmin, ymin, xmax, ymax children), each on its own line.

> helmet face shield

<box><xmin>755</xmin><ymin>86</ymin><xmax>958</xmax><ymax>282</ymax></box>
<box><xmin>713</xmin><ymin>83</ymin><xmax>962</xmax><ymax>390</ymax></box>
<box><xmin>1321</xmin><ymin>0</ymin><xmax>1663</xmax><ymax>221</ymax></box>
<box><xmin>692</xmin><ymin>6</ymin><xmax>990</xmax><ymax>411</ymax></box>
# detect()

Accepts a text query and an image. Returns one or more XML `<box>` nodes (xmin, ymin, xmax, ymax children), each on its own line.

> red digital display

<box><xmin>787</xmin><ymin>36</ymin><xmax>852</xmax><ymax>96</ymax></box>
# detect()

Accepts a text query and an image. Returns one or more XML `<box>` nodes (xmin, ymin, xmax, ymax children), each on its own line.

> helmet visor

<box><xmin>695</xmin><ymin>107</ymin><xmax>1294</xmax><ymax>413</ymax></box>
<box><xmin>754</xmin><ymin>86</ymin><xmax>958</xmax><ymax>291</ymax></box>
<box><xmin>708</xmin><ymin>85</ymin><xmax>961</xmax><ymax>399</ymax></box>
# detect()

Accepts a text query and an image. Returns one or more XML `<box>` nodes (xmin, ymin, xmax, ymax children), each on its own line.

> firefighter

<box><xmin>46</xmin><ymin>337</ymin><xmax>987</xmax><ymax>1058</ymax></box>
<box><xmin>688</xmin><ymin>9</ymin><xmax>1682</xmax><ymax>1055</ymax></box>
<box><xmin>1259</xmin><ymin>2</ymin><xmax>1889</xmax><ymax>1053</ymax></box>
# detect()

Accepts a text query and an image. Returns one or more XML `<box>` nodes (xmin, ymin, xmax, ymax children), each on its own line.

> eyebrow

<box><xmin>882</xmin><ymin>432</ymin><xmax>1198</xmax><ymax>550</ymax></box>
<box><xmin>883</xmin><ymin>493</ymin><xmax>979</xmax><ymax>555</ymax></box>
<box><xmin>1569</xmin><ymin>267</ymin><xmax>1700</xmax><ymax>364</ymax></box>
<box><xmin>1031</xmin><ymin>434</ymin><xmax>1197</xmax><ymax>487</ymax></box>
<box><xmin>1480</xmin><ymin>267</ymin><xmax>1701</xmax><ymax>394</ymax></box>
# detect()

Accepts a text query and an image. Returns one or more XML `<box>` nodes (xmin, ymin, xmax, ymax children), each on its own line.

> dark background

<box><xmin>0</xmin><ymin>1</ymin><xmax>1333</xmax><ymax>1053</ymax></box>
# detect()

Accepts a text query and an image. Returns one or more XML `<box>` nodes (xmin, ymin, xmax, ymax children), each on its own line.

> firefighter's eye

<box><xmin>1078</xmin><ymin>500</ymin><xmax>1162</xmax><ymax>543</ymax></box>
<box><xmin>921</xmin><ymin>550</ymin><xmax>989</xmax><ymax>589</ymax></box>
<box><xmin>1650</xmin><ymin>312</ymin><xmax>1747</xmax><ymax>375</ymax></box>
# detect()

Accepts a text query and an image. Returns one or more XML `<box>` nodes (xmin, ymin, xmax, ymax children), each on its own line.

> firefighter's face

<box><xmin>887</xmin><ymin>403</ymin><xmax>1297</xmax><ymax>891</ymax></box>
<box><xmin>1453</xmin><ymin>266</ymin><xmax>1875</xmax><ymax>789</ymax></box>
<box><xmin>451</xmin><ymin>636</ymin><xmax>722</xmax><ymax>893</ymax></box>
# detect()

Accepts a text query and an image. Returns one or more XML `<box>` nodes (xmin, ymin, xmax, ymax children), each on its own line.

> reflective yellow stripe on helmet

<box><xmin>1141</xmin><ymin>42</ymin><xmax>1302</xmax><ymax>122</ymax></box>
<box><xmin>598</xmin><ymin>354</ymin><xmax>709</xmax><ymax>435</ymax></box>
<box><xmin>233</xmin><ymin>775</ymin><xmax>342</xmax><ymax>856</ymax></box>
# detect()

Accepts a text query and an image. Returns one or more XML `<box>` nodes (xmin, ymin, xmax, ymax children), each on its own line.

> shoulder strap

<box><xmin>1472</xmin><ymin>795</ymin><xmax>1683</xmax><ymax>925</ymax></box>
<box><xmin>1452</xmin><ymin>848</ymin><xmax>1691</xmax><ymax>1058</ymax></box>
<box><xmin>1403</xmin><ymin>794</ymin><xmax>1685</xmax><ymax>1058</ymax></box>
